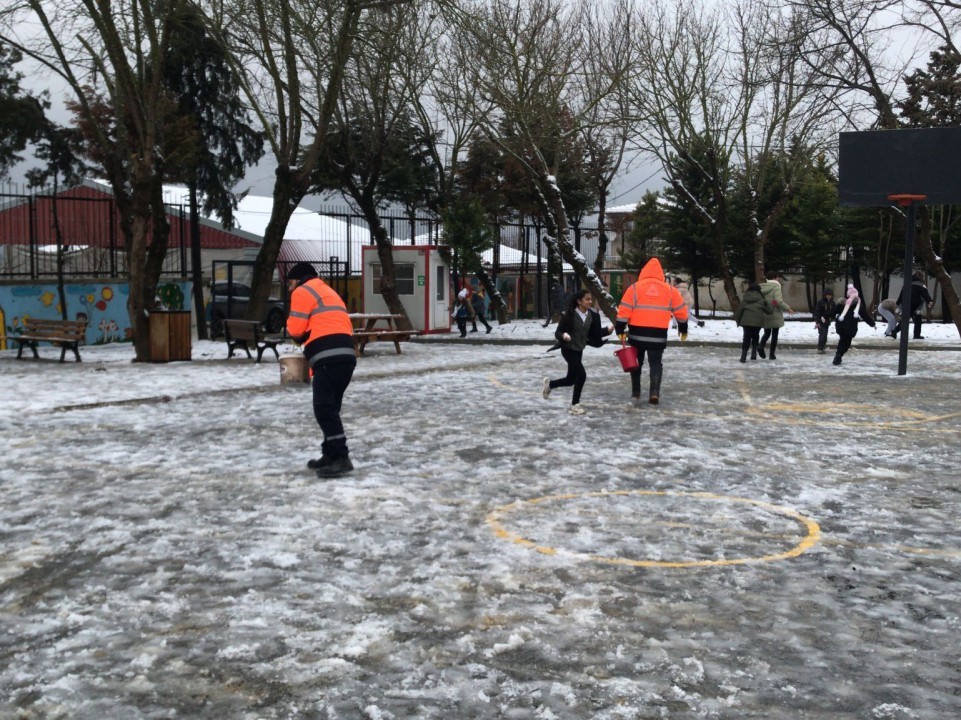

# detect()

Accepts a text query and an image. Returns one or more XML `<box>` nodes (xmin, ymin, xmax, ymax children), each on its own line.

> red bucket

<box><xmin>614</xmin><ymin>339</ymin><xmax>639</xmax><ymax>372</ymax></box>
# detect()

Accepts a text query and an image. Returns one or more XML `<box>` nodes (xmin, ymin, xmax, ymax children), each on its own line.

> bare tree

<box><xmin>626</xmin><ymin>0</ymin><xmax>742</xmax><ymax>308</ymax></box>
<box><xmin>625</xmin><ymin>0</ymin><xmax>843</xmax><ymax>311</ymax></box>
<box><xmin>581</xmin><ymin>0</ymin><xmax>637</xmax><ymax>276</ymax></box>
<box><xmin>416</xmin><ymin>20</ymin><xmax>514</xmax><ymax>322</ymax></box>
<box><xmin>451</xmin><ymin>0</ymin><xmax>623</xmax><ymax>321</ymax></box>
<box><xmin>787</xmin><ymin>0</ymin><xmax>961</xmax><ymax>337</ymax></box>
<box><xmin>211</xmin><ymin>0</ymin><xmax>413</xmax><ymax>323</ymax></box>
<box><xmin>1</xmin><ymin>0</ymin><xmax>189</xmax><ymax>360</ymax></box>
<box><xmin>313</xmin><ymin>1</ymin><xmax>438</xmax><ymax>330</ymax></box>
<box><xmin>735</xmin><ymin>2</ymin><xmax>843</xmax><ymax>280</ymax></box>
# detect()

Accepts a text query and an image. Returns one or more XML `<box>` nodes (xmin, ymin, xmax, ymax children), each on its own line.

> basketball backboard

<box><xmin>838</xmin><ymin>127</ymin><xmax>961</xmax><ymax>207</ymax></box>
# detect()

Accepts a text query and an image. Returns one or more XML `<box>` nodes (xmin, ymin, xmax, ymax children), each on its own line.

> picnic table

<box><xmin>348</xmin><ymin>313</ymin><xmax>416</xmax><ymax>356</ymax></box>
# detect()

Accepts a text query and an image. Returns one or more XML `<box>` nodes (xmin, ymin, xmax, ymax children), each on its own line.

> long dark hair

<box><xmin>564</xmin><ymin>289</ymin><xmax>589</xmax><ymax>317</ymax></box>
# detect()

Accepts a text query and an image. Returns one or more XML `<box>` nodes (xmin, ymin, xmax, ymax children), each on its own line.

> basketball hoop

<box><xmin>887</xmin><ymin>194</ymin><xmax>927</xmax><ymax>207</ymax></box>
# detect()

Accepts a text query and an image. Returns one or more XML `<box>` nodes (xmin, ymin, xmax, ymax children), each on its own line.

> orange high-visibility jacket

<box><xmin>286</xmin><ymin>277</ymin><xmax>355</xmax><ymax>366</ymax></box>
<box><xmin>615</xmin><ymin>257</ymin><xmax>689</xmax><ymax>343</ymax></box>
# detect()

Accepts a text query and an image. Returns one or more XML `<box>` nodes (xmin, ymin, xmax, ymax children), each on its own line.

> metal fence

<box><xmin>0</xmin><ymin>190</ymin><xmax>191</xmax><ymax>279</ymax></box>
<box><xmin>0</xmin><ymin>187</ymin><xmax>614</xmax><ymax>282</ymax></box>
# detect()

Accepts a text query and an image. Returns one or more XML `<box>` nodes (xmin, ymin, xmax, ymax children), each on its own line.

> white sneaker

<box><xmin>542</xmin><ymin>378</ymin><xmax>552</xmax><ymax>399</ymax></box>
<box><xmin>568</xmin><ymin>405</ymin><xmax>586</xmax><ymax>415</ymax></box>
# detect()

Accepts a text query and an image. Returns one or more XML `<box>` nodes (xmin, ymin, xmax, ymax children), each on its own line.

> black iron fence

<box><xmin>1</xmin><ymin>187</ymin><xmax>616</xmax><ymax>283</ymax></box>
<box><xmin>0</xmin><ymin>190</ymin><xmax>193</xmax><ymax>279</ymax></box>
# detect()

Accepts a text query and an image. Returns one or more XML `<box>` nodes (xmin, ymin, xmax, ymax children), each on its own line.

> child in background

<box><xmin>813</xmin><ymin>288</ymin><xmax>836</xmax><ymax>354</ymax></box>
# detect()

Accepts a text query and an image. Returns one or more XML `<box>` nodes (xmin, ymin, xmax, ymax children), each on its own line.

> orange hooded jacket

<box><xmin>615</xmin><ymin>258</ymin><xmax>689</xmax><ymax>343</ymax></box>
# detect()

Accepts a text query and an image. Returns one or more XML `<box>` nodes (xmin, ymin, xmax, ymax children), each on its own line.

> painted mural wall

<box><xmin>0</xmin><ymin>281</ymin><xmax>191</xmax><ymax>351</ymax></box>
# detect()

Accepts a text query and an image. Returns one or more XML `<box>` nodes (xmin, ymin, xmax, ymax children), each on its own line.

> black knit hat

<box><xmin>287</xmin><ymin>262</ymin><xmax>317</xmax><ymax>282</ymax></box>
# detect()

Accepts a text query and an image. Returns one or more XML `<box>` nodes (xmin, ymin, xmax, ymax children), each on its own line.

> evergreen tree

<box><xmin>0</xmin><ymin>43</ymin><xmax>48</xmax><ymax>178</ymax></box>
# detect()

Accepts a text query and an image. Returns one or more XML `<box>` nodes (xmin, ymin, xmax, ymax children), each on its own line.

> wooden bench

<box><xmin>223</xmin><ymin>319</ymin><xmax>281</xmax><ymax>362</ymax></box>
<box><xmin>352</xmin><ymin>329</ymin><xmax>417</xmax><ymax>355</ymax></box>
<box><xmin>15</xmin><ymin>318</ymin><xmax>87</xmax><ymax>362</ymax></box>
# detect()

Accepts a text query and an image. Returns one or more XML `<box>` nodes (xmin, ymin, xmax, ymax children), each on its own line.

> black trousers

<box><xmin>835</xmin><ymin>333</ymin><xmax>854</xmax><ymax>359</ymax></box>
<box><xmin>311</xmin><ymin>359</ymin><xmax>356</xmax><ymax>459</ymax></box>
<box><xmin>741</xmin><ymin>326</ymin><xmax>761</xmax><ymax>357</ymax></box>
<box><xmin>816</xmin><ymin>323</ymin><xmax>829</xmax><ymax>350</ymax></box>
<box><xmin>629</xmin><ymin>342</ymin><xmax>664</xmax><ymax>396</ymax></box>
<box><xmin>760</xmin><ymin>327</ymin><xmax>779</xmax><ymax>354</ymax></box>
<box><xmin>550</xmin><ymin>348</ymin><xmax>586</xmax><ymax>405</ymax></box>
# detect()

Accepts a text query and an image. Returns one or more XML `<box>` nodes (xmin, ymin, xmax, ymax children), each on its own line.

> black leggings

<box><xmin>741</xmin><ymin>326</ymin><xmax>761</xmax><ymax>356</ymax></box>
<box><xmin>550</xmin><ymin>348</ymin><xmax>586</xmax><ymax>405</ymax></box>
<box><xmin>760</xmin><ymin>327</ymin><xmax>779</xmax><ymax>354</ymax></box>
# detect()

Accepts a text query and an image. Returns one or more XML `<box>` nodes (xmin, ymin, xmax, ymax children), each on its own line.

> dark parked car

<box><xmin>208</xmin><ymin>282</ymin><xmax>286</xmax><ymax>338</ymax></box>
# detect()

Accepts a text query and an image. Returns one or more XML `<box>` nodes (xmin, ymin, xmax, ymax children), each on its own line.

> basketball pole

<box><xmin>888</xmin><ymin>194</ymin><xmax>926</xmax><ymax>376</ymax></box>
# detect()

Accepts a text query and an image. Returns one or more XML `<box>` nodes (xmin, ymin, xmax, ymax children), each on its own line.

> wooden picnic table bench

<box><xmin>223</xmin><ymin>319</ymin><xmax>282</xmax><ymax>362</ymax></box>
<box><xmin>14</xmin><ymin>317</ymin><xmax>87</xmax><ymax>362</ymax></box>
<box><xmin>348</xmin><ymin>313</ymin><xmax>419</xmax><ymax>356</ymax></box>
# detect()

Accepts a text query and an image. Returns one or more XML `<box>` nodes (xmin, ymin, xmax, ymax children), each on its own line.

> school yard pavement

<box><xmin>1</xmin><ymin>336</ymin><xmax>960</xmax><ymax>719</ymax></box>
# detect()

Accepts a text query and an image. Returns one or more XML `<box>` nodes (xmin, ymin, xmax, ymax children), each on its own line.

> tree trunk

<box><xmin>753</xmin><ymin>189</ymin><xmax>793</xmax><ymax>283</ymax></box>
<box><xmin>535</xmin><ymin>177</ymin><xmax>617</xmax><ymax>322</ymax></box>
<box><xmin>358</xmin><ymin>194</ymin><xmax>412</xmax><ymax>331</ymax></box>
<box><xmin>474</xmin><ymin>266</ymin><xmax>507</xmax><ymax>324</ymax></box>
<box><xmin>246</xmin><ymin>169</ymin><xmax>305</xmax><ymax>324</ymax></box>
<box><xmin>919</xmin><ymin>206</ymin><xmax>961</xmax><ymax>338</ymax></box>
<box><xmin>189</xmin><ymin>182</ymin><xmax>208</xmax><ymax>340</ymax></box>
<box><xmin>127</xmin><ymin>212</ymin><xmax>152</xmax><ymax>361</ymax></box>
<box><xmin>593</xmin><ymin>190</ymin><xmax>609</xmax><ymax>275</ymax></box>
<box><xmin>121</xmin><ymin>162</ymin><xmax>160</xmax><ymax>362</ymax></box>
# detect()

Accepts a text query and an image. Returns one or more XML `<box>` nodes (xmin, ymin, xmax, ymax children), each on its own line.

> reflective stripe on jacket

<box><xmin>286</xmin><ymin>277</ymin><xmax>355</xmax><ymax>365</ymax></box>
<box><xmin>616</xmin><ymin>258</ymin><xmax>688</xmax><ymax>343</ymax></box>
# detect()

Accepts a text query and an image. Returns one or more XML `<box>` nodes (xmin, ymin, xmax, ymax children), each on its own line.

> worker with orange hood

<box><xmin>615</xmin><ymin>257</ymin><xmax>689</xmax><ymax>405</ymax></box>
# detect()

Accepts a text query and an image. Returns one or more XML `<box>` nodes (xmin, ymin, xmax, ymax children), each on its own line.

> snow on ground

<box><xmin>1</xmin><ymin>318</ymin><xmax>961</xmax><ymax>719</ymax></box>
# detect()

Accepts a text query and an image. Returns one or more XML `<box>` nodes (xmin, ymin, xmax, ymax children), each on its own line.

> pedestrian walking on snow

<box><xmin>453</xmin><ymin>287</ymin><xmax>472</xmax><ymax>338</ymax></box>
<box><xmin>542</xmin><ymin>290</ymin><xmax>613</xmax><ymax>414</ymax></box>
<box><xmin>814</xmin><ymin>288</ymin><xmax>837</xmax><ymax>353</ymax></box>
<box><xmin>833</xmin><ymin>284</ymin><xmax>874</xmax><ymax>366</ymax></box>
<box><xmin>892</xmin><ymin>271</ymin><xmax>934</xmax><ymax>340</ymax></box>
<box><xmin>672</xmin><ymin>276</ymin><xmax>705</xmax><ymax>328</ymax></box>
<box><xmin>615</xmin><ymin>257</ymin><xmax>689</xmax><ymax>405</ymax></box>
<box><xmin>470</xmin><ymin>287</ymin><xmax>493</xmax><ymax>334</ymax></box>
<box><xmin>758</xmin><ymin>270</ymin><xmax>793</xmax><ymax>360</ymax></box>
<box><xmin>286</xmin><ymin>262</ymin><xmax>357</xmax><ymax>478</ymax></box>
<box><xmin>734</xmin><ymin>283</ymin><xmax>772</xmax><ymax>362</ymax></box>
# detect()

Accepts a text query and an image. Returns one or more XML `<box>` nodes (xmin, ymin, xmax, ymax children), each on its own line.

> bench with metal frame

<box><xmin>14</xmin><ymin>318</ymin><xmax>87</xmax><ymax>362</ymax></box>
<box><xmin>223</xmin><ymin>319</ymin><xmax>281</xmax><ymax>362</ymax></box>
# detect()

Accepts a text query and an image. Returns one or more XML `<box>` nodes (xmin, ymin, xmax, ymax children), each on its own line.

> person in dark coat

<box><xmin>892</xmin><ymin>271</ymin><xmax>934</xmax><ymax>340</ymax></box>
<box><xmin>734</xmin><ymin>283</ymin><xmax>773</xmax><ymax>362</ymax></box>
<box><xmin>833</xmin><ymin>284</ymin><xmax>875</xmax><ymax>365</ymax></box>
<box><xmin>470</xmin><ymin>287</ymin><xmax>493</xmax><ymax>334</ymax></box>
<box><xmin>542</xmin><ymin>289</ymin><xmax>613</xmax><ymax>414</ymax></box>
<box><xmin>813</xmin><ymin>288</ymin><xmax>836</xmax><ymax>354</ymax></box>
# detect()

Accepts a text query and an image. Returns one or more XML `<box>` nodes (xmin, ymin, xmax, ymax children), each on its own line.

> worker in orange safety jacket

<box><xmin>615</xmin><ymin>257</ymin><xmax>689</xmax><ymax>405</ymax></box>
<box><xmin>286</xmin><ymin>262</ymin><xmax>356</xmax><ymax>478</ymax></box>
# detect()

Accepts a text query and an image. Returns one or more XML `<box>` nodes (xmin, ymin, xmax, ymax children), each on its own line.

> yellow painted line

<box><xmin>736</xmin><ymin>378</ymin><xmax>960</xmax><ymax>430</ymax></box>
<box><xmin>487</xmin><ymin>489</ymin><xmax>821</xmax><ymax>569</ymax></box>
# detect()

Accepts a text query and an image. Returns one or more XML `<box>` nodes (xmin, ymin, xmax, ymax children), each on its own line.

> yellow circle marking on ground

<box><xmin>736</xmin><ymin>376</ymin><xmax>961</xmax><ymax>430</ymax></box>
<box><xmin>487</xmin><ymin>490</ymin><xmax>821</xmax><ymax>569</ymax></box>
